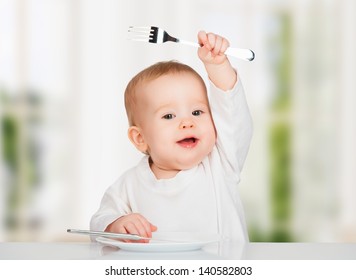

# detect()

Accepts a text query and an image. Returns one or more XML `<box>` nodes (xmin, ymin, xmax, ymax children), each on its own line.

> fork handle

<box><xmin>178</xmin><ymin>39</ymin><xmax>254</xmax><ymax>61</ymax></box>
<box><xmin>225</xmin><ymin>48</ymin><xmax>255</xmax><ymax>61</ymax></box>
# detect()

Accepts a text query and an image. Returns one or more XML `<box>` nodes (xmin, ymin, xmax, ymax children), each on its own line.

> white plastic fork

<box><xmin>128</xmin><ymin>26</ymin><xmax>255</xmax><ymax>61</ymax></box>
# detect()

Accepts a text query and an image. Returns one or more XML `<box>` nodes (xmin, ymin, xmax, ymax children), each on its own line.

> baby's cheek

<box><xmin>206</xmin><ymin>131</ymin><xmax>217</xmax><ymax>154</ymax></box>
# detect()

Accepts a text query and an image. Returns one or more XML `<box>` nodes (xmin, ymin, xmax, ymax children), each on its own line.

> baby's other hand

<box><xmin>105</xmin><ymin>213</ymin><xmax>157</xmax><ymax>243</ymax></box>
<box><xmin>198</xmin><ymin>31</ymin><xmax>230</xmax><ymax>65</ymax></box>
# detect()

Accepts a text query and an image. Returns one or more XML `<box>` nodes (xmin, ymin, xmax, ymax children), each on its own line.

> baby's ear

<box><xmin>128</xmin><ymin>126</ymin><xmax>148</xmax><ymax>154</ymax></box>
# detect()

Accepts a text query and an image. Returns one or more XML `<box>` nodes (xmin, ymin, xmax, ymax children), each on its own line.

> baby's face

<box><xmin>135</xmin><ymin>72</ymin><xmax>216</xmax><ymax>172</ymax></box>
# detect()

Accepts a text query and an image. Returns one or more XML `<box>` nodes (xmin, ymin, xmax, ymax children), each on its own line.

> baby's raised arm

<box><xmin>198</xmin><ymin>31</ymin><xmax>253</xmax><ymax>174</ymax></box>
<box><xmin>197</xmin><ymin>31</ymin><xmax>237</xmax><ymax>91</ymax></box>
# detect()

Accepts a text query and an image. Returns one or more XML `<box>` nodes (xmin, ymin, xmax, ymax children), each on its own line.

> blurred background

<box><xmin>1</xmin><ymin>0</ymin><xmax>355</xmax><ymax>242</ymax></box>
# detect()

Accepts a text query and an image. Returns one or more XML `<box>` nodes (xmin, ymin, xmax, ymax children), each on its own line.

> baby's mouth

<box><xmin>177</xmin><ymin>137</ymin><xmax>198</xmax><ymax>148</ymax></box>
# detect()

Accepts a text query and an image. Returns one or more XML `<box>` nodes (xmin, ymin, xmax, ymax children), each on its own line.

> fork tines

<box><xmin>128</xmin><ymin>26</ymin><xmax>157</xmax><ymax>43</ymax></box>
<box><xmin>128</xmin><ymin>26</ymin><xmax>178</xmax><ymax>44</ymax></box>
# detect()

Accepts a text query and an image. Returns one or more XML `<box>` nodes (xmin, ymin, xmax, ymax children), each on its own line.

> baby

<box><xmin>90</xmin><ymin>31</ymin><xmax>253</xmax><ymax>242</ymax></box>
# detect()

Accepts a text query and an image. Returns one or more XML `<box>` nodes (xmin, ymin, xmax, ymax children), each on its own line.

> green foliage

<box><xmin>250</xmin><ymin>13</ymin><xmax>294</xmax><ymax>242</ymax></box>
<box><xmin>266</xmin><ymin>13</ymin><xmax>293</xmax><ymax>242</ymax></box>
<box><xmin>269</xmin><ymin>123</ymin><xmax>293</xmax><ymax>242</ymax></box>
<box><xmin>271</xmin><ymin>14</ymin><xmax>292</xmax><ymax>112</ymax></box>
<box><xmin>270</xmin><ymin>123</ymin><xmax>291</xmax><ymax>223</ymax></box>
<box><xmin>2</xmin><ymin>116</ymin><xmax>19</xmax><ymax>170</ymax></box>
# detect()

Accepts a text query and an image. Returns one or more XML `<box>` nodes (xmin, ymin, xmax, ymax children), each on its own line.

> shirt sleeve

<box><xmin>208</xmin><ymin>78</ymin><xmax>253</xmax><ymax>175</ymax></box>
<box><xmin>90</xmin><ymin>179</ymin><xmax>131</xmax><ymax>232</ymax></box>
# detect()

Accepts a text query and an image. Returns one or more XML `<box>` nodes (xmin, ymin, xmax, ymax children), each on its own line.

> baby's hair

<box><xmin>124</xmin><ymin>60</ymin><xmax>207</xmax><ymax>126</ymax></box>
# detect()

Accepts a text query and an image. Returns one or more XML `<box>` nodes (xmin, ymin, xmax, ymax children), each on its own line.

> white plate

<box><xmin>96</xmin><ymin>232</ymin><xmax>220</xmax><ymax>253</ymax></box>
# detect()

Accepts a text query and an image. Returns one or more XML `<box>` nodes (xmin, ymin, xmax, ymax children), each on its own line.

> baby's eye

<box><xmin>192</xmin><ymin>110</ymin><xmax>203</xmax><ymax>116</ymax></box>
<box><xmin>162</xmin><ymin>113</ymin><xmax>175</xmax><ymax>120</ymax></box>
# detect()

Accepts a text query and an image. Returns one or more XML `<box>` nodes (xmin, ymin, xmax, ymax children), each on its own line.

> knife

<box><xmin>67</xmin><ymin>229</ymin><xmax>152</xmax><ymax>241</ymax></box>
<box><xmin>67</xmin><ymin>229</ymin><xmax>189</xmax><ymax>243</ymax></box>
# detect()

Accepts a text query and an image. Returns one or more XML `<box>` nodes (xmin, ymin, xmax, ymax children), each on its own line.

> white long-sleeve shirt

<box><xmin>90</xmin><ymin>79</ymin><xmax>253</xmax><ymax>242</ymax></box>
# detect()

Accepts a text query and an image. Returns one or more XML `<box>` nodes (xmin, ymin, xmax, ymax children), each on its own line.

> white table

<box><xmin>1</xmin><ymin>242</ymin><xmax>355</xmax><ymax>260</ymax></box>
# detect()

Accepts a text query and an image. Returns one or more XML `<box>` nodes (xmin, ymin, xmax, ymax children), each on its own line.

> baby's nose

<box><xmin>179</xmin><ymin>119</ymin><xmax>195</xmax><ymax>129</ymax></box>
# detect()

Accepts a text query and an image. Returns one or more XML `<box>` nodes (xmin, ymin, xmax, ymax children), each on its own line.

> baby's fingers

<box><xmin>219</xmin><ymin>37</ymin><xmax>230</xmax><ymax>55</ymax></box>
<box><xmin>207</xmin><ymin>33</ymin><xmax>230</xmax><ymax>55</ymax></box>
<box><xmin>124</xmin><ymin>221</ymin><xmax>149</xmax><ymax>243</ymax></box>
<box><xmin>198</xmin><ymin>30</ymin><xmax>211</xmax><ymax>50</ymax></box>
<box><xmin>211</xmin><ymin>35</ymin><xmax>222</xmax><ymax>55</ymax></box>
<box><xmin>206</xmin><ymin>33</ymin><xmax>217</xmax><ymax>50</ymax></box>
<box><xmin>136</xmin><ymin>215</ymin><xmax>157</xmax><ymax>239</ymax></box>
<box><xmin>122</xmin><ymin>213</ymin><xmax>157</xmax><ymax>243</ymax></box>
